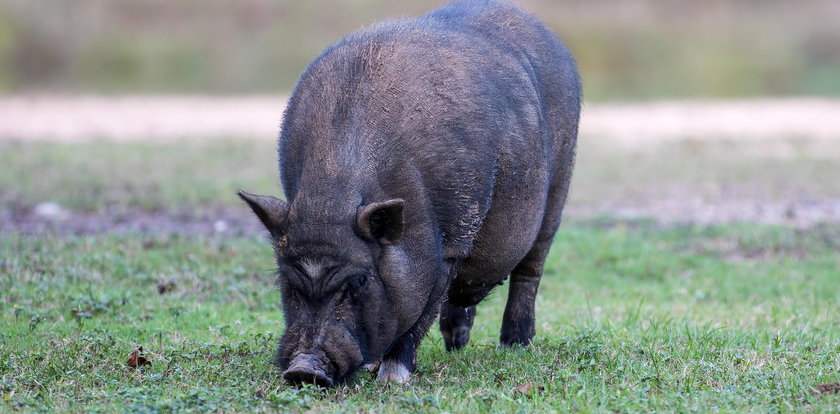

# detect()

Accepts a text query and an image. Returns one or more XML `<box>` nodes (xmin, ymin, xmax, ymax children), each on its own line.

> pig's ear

<box><xmin>356</xmin><ymin>199</ymin><xmax>404</xmax><ymax>245</ymax></box>
<box><xmin>238</xmin><ymin>190</ymin><xmax>288</xmax><ymax>238</ymax></box>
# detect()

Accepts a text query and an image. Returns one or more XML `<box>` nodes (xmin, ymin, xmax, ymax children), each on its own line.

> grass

<box><xmin>0</xmin><ymin>139</ymin><xmax>280</xmax><ymax>212</ymax></box>
<box><xmin>2</xmin><ymin>224</ymin><xmax>839</xmax><ymax>412</ymax></box>
<box><xmin>1</xmin><ymin>138</ymin><xmax>839</xmax><ymax>411</ymax></box>
<box><xmin>2</xmin><ymin>137</ymin><xmax>839</xmax><ymax>213</ymax></box>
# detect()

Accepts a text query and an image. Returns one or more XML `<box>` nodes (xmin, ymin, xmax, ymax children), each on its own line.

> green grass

<box><xmin>0</xmin><ymin>140</ymin><xmax>280</xmax><ymax>212</ymax></box>
<box><xmin>2</xmin><ymin>137</ymin><xmax>839</xmax><ymax>213</ymax></box>
<box><xmin>2</xmin><ymin>0</ymin><xmax>840</xmax><ymax>99</ymax></box>
<box><xmin>2</xmin><ymin>223</ymin><xmax>839</xmax><ymax>412</ymax></box>
<box><xmin>2</xmin><ymin>138</ymin><xmax>838</xmax><ymax>411</ymax></box>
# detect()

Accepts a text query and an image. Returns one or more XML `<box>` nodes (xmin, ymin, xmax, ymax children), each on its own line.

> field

<box><xmin>3</xmin><ymin>0</ymin><xmax>840</xmax><ymax>410</ymax></box>
<box><xmin>2</xmin><ymin>0</ymin><xmax>840</xmax><ymax>100</ymax></box>
<box><xmin>2</xmin><ymin>119</ymin><xmax>839</xmax><ymax>412</ymax></box>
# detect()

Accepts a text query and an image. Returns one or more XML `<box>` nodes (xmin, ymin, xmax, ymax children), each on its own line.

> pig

<box><xmin>239</xmin><ymin>0</ymin><xmax>580</xmax><ymax>386</ymax></box>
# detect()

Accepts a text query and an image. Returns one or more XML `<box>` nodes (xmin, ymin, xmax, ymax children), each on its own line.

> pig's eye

<box><xmin>348</xmin><ymin>273</ymin><xmax>367</xmax><ymax>289</ymax></box>
<box><xmin>276</xmin><ymin>264</ymin><xmax>311</xmax><ymax>292</ymax></box>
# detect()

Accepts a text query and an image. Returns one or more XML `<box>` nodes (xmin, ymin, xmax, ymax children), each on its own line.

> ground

<box><xmin>1</xmin><ymin>97</ymin><xmax>838</xmax><ymax>412</ymax></box>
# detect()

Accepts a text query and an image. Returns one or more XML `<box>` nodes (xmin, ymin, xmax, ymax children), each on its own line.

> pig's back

<box><xmin>279</xmin><ymin>0</ymin><xmax>580</xmax><ymax>258</ymax></box>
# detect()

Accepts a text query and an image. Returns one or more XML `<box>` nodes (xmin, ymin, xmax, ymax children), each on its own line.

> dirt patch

<box><xmin>4</xmin><ymin>198</ymin><xmax>840</xmax><ymax>237</ymax></box>
<box><xmin>678</xmin><ymin>225</ymin><xmax>840</xmax><ymax>261</ymax></box>
<box><xmin>0</xmin><ymin>205</ymin><xmax>264</xmax><ymax>236</ymax></box>
<box><xmin>813</xmin><ymin>382</ymin><xmax>840</xmax><ymax>396</ymax></box>
<box><xmin>565</xmin><ymin>198</ymin><xmax>840</xmax><ymax>227</ymax></box>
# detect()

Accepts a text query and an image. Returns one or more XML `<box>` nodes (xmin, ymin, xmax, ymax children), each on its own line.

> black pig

<box><xmin>240</xmin><ymin>0</ymin><xmax>580</xmax><ymax>386</ymax></box>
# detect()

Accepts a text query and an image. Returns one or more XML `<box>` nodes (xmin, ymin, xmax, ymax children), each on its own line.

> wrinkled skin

<box><xmin>240</xmin><ymin>0</ymin><xmax>580</xmax><ymax>386</ymax></box>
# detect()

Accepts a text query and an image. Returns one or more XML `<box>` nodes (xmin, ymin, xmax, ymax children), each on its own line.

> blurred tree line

<box><xmin>1</xmin><ymin>0</ymin><xmax>838</xmax><ymax>100</ymax></box>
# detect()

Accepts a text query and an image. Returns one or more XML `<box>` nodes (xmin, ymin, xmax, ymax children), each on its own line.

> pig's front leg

<box><xmin>376</xmin><ymin>260</ymin><xmax>455</xmax><ymax>383</ymax></box>
<box><xmin>376</xmin><ymin>323</ymin><xmax>424</xmax><ymax>384</ymax></box>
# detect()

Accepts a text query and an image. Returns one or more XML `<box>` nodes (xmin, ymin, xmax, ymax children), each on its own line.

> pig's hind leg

<box><xmin>499</xmin><ymin>245</ymin><xmax>549</xmax><ymax>347</ymax></box>
<box><xmin>439</xmin><ymin>301</ymin><xmax>477</xmax><ymax>351</ymax></box>
<box><xmin>500</xmin><ymin>173</ymin><xmax>570</xmax><ymax>347</ymax></box>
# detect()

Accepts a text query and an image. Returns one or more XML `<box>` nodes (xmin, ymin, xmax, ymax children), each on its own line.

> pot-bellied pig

<box><xmin>240</xmin><ymin>0</ymin><xmax>580</xmax><ymax>386</ymax></box>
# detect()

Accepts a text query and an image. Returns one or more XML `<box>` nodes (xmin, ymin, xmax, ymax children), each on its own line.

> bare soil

<box><xmin>565</xmin><ymin>199</ymin><xmax>840</xmax><ymax>228</ymax></box>
<box><xmin>0</xmin><ymin>206</ymin><xmax>264</xmax><ymax>236</ymax></box>
<box><xmin>5</xmin><ymin>196</ymin><xmax>840</xmax><ymax>236</ymax></box>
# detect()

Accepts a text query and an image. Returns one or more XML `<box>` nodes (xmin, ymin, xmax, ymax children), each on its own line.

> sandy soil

<box><xmin>2</xmin><ymin>95</ymin><xmax>839</xmax><ymax>144</ymax></box>
<box><xmin>0</xmin><ymin>95</ymin><xmax>286</xmax><ymax>141</ymax></box>
<box><xmin>581</xmin><ymin>99</ymin><xmax>840</xmax><ymax>143</ymax></box>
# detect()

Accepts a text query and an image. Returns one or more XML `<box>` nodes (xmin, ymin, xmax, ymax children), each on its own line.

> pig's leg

<box><xmin>499</xmin><ymin>246</ymin><xmax>547</xmax><ymax>347</ymax></box>
<box><xmin>439</xmin><ymin>301</ymin><xmax>476</xmax><ymax>351</ymax></box>
<box><xmin>377</xmin><ymin>260</ymin><xmax>455</xmax><ymax>383</ymax></box>
<box><xmin>500</xmin><ymin>174</ymin><xmax>570</xmax><ymax>347</ymax></box>
<box><xmin>376</xmin><ymin>312</ymin><xmax>437</xmax><ymax>384</ymax></box>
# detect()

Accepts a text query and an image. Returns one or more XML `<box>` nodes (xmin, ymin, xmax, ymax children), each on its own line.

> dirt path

<box><xmin>581</xmin><ymin>99</ymin><xmax>840</xmax><ymax>143</ymax></box>
<box><xmin>2</xmin><ymin>95</ymin><xmax>839</xmax><ymax>143</ymax></box>
<box><xmin>3</xmin><ymin>95</ymin><xmax>839</xmax><ymax>232</ymax></box>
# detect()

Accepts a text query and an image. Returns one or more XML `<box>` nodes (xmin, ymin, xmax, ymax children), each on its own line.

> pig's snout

<box><xmin>283</xmin><ymin>353</ymin><xmax>334</xmax><ymax>387</ymax></box>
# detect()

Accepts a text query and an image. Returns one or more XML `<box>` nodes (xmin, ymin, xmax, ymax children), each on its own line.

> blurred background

<box><xmin>1</xmin><ymin>0</ymin><xmax>839</xmax><ymax>230</ymax></box>
<box><xmin>5</xmin><ymin>3</ymin><xmax>840</xmax><ymax>411</ymax></box>
<box><xmin>2</xmin><ymin>0</ymin><xmax>839</xmax><ymax>99</ymax></box>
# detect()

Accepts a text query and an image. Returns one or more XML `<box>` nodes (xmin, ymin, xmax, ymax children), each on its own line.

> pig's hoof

<box><xmin>500</xmin><ymin>331</ymin><xmax>533</xmax><ymax>348</ymax></box>
<box><xmin>500</xmin><ymin>319</ymin><xmax>535</xmax><ymax>348</ymax></box>
<box><xmin>376</xmin><ymin>360</ymin><xmax>411</xmax><ymax>384</ymax></box>
<box><xmin>440</xmin><ymin>304</ymin><xmax>476</xmax><ymax>352</ymax></box>
<box><xmin>500</xmin><ymin>338</ymin><xmax>532</xmax><ymax>348</ymax></box>
<box><xmin>442</xmin><ymin>327</ymin><xmax>471</xmax><ymax>351</ymax></box>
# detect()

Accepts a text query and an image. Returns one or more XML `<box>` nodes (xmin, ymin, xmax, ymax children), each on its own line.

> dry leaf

<box><xmin>127</xmin><ymin>346</ymin><xmax>151</xmax><ymax>368</ymax></box>
<box><xmin>813</xmin><ymin>382</ymin><xmax>840</xmax><ymax>395</ymax></box>
<box><xmin>254</xmin><ymin>389</ymin><xmax>266</xmax><ymax>399</ymax></box>
<box><xmin>514</xmin><ymin>381</ymin><xmax>545</xmax><ymax>395</ymax></box>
